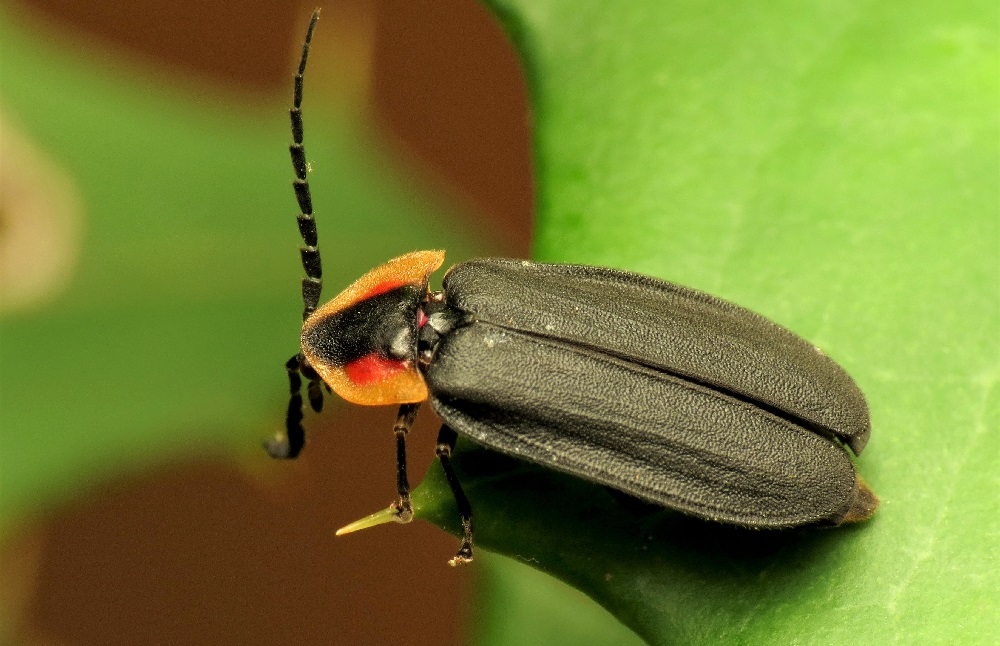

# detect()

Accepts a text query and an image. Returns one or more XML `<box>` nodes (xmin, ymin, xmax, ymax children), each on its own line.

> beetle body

<box><xmin>430</xmin><ymin>257</ymin><xmax>874</xmax><ymax>527</ymax></box>
<box><xmin>270</xmin><ymin>11</ymin><xmax>877</xmax><ymax>564</ymax></box>
<box><xmin>298</xmin><ymin>252</ymin><xmax>876</xmax><ymax>532</ymax></box>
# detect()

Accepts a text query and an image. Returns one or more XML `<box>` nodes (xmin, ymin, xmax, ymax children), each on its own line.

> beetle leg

<box><xmin>390</xmin><ymin>403</ymin><xmax>421</xmax><ymax>523</ymax></box>
<box><xmin>301</xmin><ymin>362</ymin><xmax>324</xmax><ymax>412</ymax></box>
<box><xmin>436</xmin><ymin>425</ymin><xmax>474</xmax><ymax>566</ymax></box>
<box><xmin>265</xmin><ymin>353</ymin><xmax>308</xmax><ymax>459</ymax></box>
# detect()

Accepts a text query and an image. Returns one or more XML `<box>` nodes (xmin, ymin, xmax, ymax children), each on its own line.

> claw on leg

<box><xmin>390</xmin><ymin>497</ymin><xmax>414</xmax><ymax>524</ymax></box>
<box><xmin>436</xmin><ymin>425</ymin><xmax>474</xmax><ymax>565</ymax></box>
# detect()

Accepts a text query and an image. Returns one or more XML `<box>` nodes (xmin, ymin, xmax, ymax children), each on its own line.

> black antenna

<box><xmin>267</xmin><ymin>8</ymin><xmax>324</xmax><ymax>460</ymax></box>
<box><xmin>290</xmin><ymin>8</ymin><xmax>322</xmax><ymax>321</ymax></box>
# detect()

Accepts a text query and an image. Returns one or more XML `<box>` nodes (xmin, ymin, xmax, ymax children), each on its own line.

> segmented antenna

<box><xmin>290</xmin><ymin>8</ymin><xmax>322</xmax><ymax>321</ymax></box>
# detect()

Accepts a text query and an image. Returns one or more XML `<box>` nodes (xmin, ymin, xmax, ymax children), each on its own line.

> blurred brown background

<box><xmin>2</xmin><ymin>0</ymin><xmax>533</xmax><ymax>644</ymax></box>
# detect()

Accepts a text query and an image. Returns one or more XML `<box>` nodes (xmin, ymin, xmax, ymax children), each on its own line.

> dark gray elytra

<box><xmin>425</xmin><ymin>259</ymin><xmax>877</xmax><ymax>527</ymax></box>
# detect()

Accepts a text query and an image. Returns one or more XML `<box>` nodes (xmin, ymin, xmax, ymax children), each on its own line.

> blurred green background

<box><xmin>2</xmin><ymin>0</ymin><xmax>997</xmax><ymax>644</ymax></box>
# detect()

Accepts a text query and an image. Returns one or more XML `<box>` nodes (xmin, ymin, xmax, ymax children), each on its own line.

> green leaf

<box><xmin>406</xmin><ymin>0</ymin><xmax>999</xmax><ymax>643</ymax></box>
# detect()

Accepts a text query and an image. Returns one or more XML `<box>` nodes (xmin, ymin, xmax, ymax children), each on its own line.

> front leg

<box><xmin>436</xmin><ymin>425</ymin><xmax>474</xmax><ymax>566</ymax></box>
<box><xmin>390</xmin><ymin>403</ymin><xmax>421</xmax><ymax>523</ymax></box>
<box><xmin>264</xmin><ymin>353</ymin><xmax>309</xmax><ymax>459</ymax></box>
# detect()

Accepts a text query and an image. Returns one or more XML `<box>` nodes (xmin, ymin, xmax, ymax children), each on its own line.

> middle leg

<box><xmin>436</xmin><ymin>425</ymin><xmax>474</xmax><ymax>566</ymax></box>
<box><xmin>390</xmin><ymin>402</ymin><xmax>421</xmax><ymax>523</ymax></box>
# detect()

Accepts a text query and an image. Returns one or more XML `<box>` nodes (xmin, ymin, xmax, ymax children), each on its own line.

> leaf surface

<box><xmin>411</xmin><ymin>1</ymin><xmax>999</xmax><ymax>643</ymax></box>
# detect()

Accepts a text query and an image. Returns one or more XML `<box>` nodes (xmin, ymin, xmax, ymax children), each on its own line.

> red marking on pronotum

<box><xmin>418</xmin><ymin>309</ymin><xmax>428</xmax><ymax>328</ymax></box>
<box><xmin>345</xmin><ymin>353</ymin><xmax>408</xmax><ymax>385</ymax></box>
<box><xmin>359</xmin><ymin>280</ymin><xmax>408</xmax><ymax>301</ymax></box>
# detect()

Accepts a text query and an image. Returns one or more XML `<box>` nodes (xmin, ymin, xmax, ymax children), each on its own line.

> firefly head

<box><xmin>300</xmin><ymin>250</ymin><xmax>444</xmax><ymax>405</ymax></box>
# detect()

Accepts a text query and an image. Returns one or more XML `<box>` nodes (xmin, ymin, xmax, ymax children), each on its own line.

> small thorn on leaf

<box><xmin>335</xmin><ymin>505</ymin><xmax>401</xmax><ymax>536</ymax></box>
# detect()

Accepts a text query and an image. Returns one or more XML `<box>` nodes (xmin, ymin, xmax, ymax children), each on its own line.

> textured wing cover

<box><xmin>427</xmin><ymin>324</ymin><xmax>859</xmax><ymax>526</ymax></box>
<box><xmin>442</xmin><ymin>259</ymin><xmax>870</xmax><ymax>454</ymax></box>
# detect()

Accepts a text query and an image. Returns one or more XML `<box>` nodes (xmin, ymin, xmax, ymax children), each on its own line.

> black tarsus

<box><xmin>301</xmin><ymin>361</ymin><xmax>325</xmax><ymax>413</ymax></box>
<box><xmin>290</xmin><ymin>8</ymin><xmax>323</xmax><ymax>321</ymax></box>
<box><xmin>390</xmin><ymin>403</ymin><xmax>422</xmax><ymax>523</ymax></box>
<box><xmin>265</xmin><ymin>353</ymin><xmax>309</xmax><ymax>459</ymax></box>
<box><xmin>436</xmin><ymin>426</ymin><xmax>474</xmax><ymax>565</ymax></box>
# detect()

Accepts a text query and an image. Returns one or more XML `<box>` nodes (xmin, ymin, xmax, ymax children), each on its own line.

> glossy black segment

<box><xmin>297</xmin><ymin>12</ymin><xmax>318</xmax><ymax>74</ymax></box>
<box><xmin>293</xmin><ymin>75</ymin><xmax>304</xmax><ymax>106</ymax></box>
<box><xmin>293</xmin><ymin>179</ymin><xmax>312</xmax><ymax>215</ymax></box>
<box><xmin>296</xmin><ymin>213</ymin><xmax>318</xmax><ymax>246</ymax></box>
<box><xmin>290</xmin><ymin>107</ymin><xmax>303</xmax><ymax>144</ymax></box>
<box><xmin>289</xmin><ymin>142</ymin><xmax>307</xmax><ymax>180</ymax></box>
<box><xmin>395</xmin><ymin>432</ymin><xmax>409</xmax><ymax>495</ymax></box>
<box><xmin>279</xmin><ymin>391</ymin><xmax>306</xmax><ymax>458</ymax></box>
<box><xmin>269</xmin><ymin>353</ymin><xmax>308</xmax><ymax>460</ymax></box>
<box><xmin>300</xmin><ymin>247</ymin><xmax>322</xmax><ymax>279</ymax></box>
<box><xmin>307</xmin><ymin>378</ymin><xmax>324</xmax><ymax>412</ymax></box>
<box><xmin>285</xmin><ymin>354</ymin><xmax>303</xmax><ymax>392</ymax></box>
<box><xmin>393</xmin><ymin>403</ymin><xmax>421</xmax><ymax>517</ymax></box>
<box><xmin>300</xmin><ymin>360</ymin><xmax>319</xmax><ymax>380</ymax></box>
<box><xmin>301</xmin><ymin>277</ymin><xmax>322</xmax><ymax>318</ymax></box>
<box><xmin>394</xmin><ymin>402</ymin><xmax>421</xmax><ymax>434</ymax></box>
